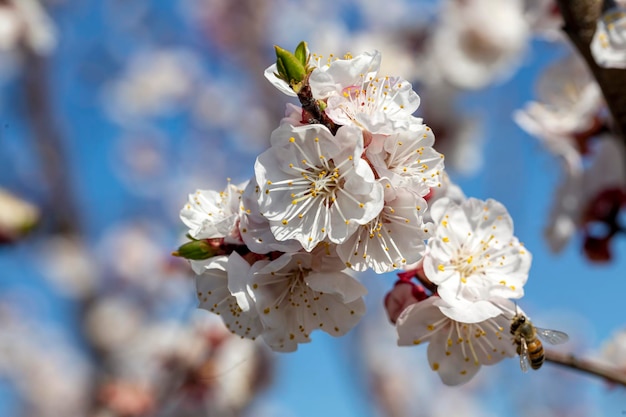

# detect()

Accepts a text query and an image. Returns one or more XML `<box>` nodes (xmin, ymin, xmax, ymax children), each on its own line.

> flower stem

<box><xmin>544</xmin><ymin>349</ymin><xmax>626</xmax><ymax>386</ymax></box>
<box><xmin>297</xmin><ymin>81</ymin><xmax>338</xmax><ymax>134</ymax></box>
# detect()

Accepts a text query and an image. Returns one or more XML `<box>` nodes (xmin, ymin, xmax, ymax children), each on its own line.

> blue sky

<box><xmin>1</xmin><ymin>1</ymin><xmax>626</xmax><ymax>417</ymax></box>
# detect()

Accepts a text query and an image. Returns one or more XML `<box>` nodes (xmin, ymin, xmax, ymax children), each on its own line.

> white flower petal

<box><xmin>264</xmin><ymin>63</ymin><xmax>298</xmax><ymax>97</ymax></box>
<box><xmin>238</xmin><ymin>178</ymin><xmax>305</xmax><ymax>254</ymax></box>
<box><xmin>251</xmin><ymin>252</ymin><xmax>366</xmax><ymax>351</ymax></box>
<box><xmin>305</xmin><ymin>271</ymin><xmax>367</xmax><ymax>304</ymax></box>
<box><xmin>433</xmin><ymin>296</ymin><xmax>502</xmax><ymax>323</ymax></box>
<box><xmin>337</xmin><ymin>190</ymin><xmax>430</xmax><ymax>273</ymax></box>
<box><xmin>180</xmin><ymin>184</ymin><xmax>243</xmax><ymax>241</ymax></box>
<box><xmin>397</xmin><ymin>297</ymin><xmax>515</xmax><ymax>386</ymax></box>
<box><xmin>226</xmin><ymin>252</ymin><xmax>256</xmax><ymax>312</ymax></box>
<box><xmin>196</xmin><ymin>256</ymin><xmax>263</xmax><ymax>339</ymax></box>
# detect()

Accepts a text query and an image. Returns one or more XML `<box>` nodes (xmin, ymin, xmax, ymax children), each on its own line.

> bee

<box><xmin>510</xmin><ymin>312</ymin><xmax>569</xmax><ymax>372</ymax></box>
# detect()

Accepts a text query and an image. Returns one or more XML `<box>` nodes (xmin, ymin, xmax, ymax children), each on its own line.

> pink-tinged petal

<box><xmin>308</xmin><ymin>51</ymin><xmax>381</xmax><ymax>99</ymax></box>
<box><xmin>384</xmin><ymin>281</ymin><xmax>427</xmax><ymax>324</ymax></box>
<box><xmin>396</xmin><ymin>298</ymin><xmax>448</xmax><ymax>346</ymax></box>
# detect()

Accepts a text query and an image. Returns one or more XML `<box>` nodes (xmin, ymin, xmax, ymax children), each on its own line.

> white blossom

<box><xmin>365</xmin><ymin>125</ymin><xmax>444</xmax><ymax>198</ymax></box>
<box><xmin>396</xmin><ymin>296</ymin><xmax>516</xmax><ymax>386</ymax></box>
<box><xmin>591</xmin><ymin>7</ymin><xmax>626</xmax><ymax>69</ymax></box>
<box><xmin>0</xmin><ymin>0</ymin><xmax>56</xmax><ymax>55</ymax></box>
<box><xmin>249</xmin><ymin>250</ymin><xmax>367</xmax><ymax>352</ymax></box>
<box><xmin>309</xmin><ymin>51</ymin><xmax>423</xmax><ymax>133</ymax></box>
<box><xmin>513</xmin><ymin>53</ymin><xmax>603</xmax><ymax>164</ymax></box>
<box><xmin>180</xmin><ymin>182</ymin><xmax>244</xmax><ymax>243</ymax></box>
<box><xmin>424</xmin><ymin>0</ymin><xmax>529</xmax><ymax>89</ymax></box>
<box><xmin>423</xmin><ymin>198</ymin><xmax>531</xmax><ymax>322</ymax></box>
<box><xmin>103</xmin><ymin>48</ymin><xmax>203</xmax><ymax>120</ymax></box>
<box><xmin>308</xmin><ymin>50</ymin><xmax>381</xmax><ymax>98</ymax></box>
<box><xmin>255</xmin><ymin>123</ymin><xmax>384</xmax><ymax>251</ymax></box>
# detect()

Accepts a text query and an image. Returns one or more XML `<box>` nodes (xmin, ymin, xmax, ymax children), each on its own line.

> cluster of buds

<box><xmin>175</xmin><ymin>42</ymin><xmax>535</xmax><ymax>384</ymax></box>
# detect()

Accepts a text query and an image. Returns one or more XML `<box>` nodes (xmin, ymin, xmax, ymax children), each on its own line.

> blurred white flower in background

<box><xmin>514</xmin><ymin>53</ymin><xmax>604</xmax><ymax>168</ymax></box>
<box><xmin>84</xmin><ymin>295</ymin><xmax>145</xmax><ymax>352</ymax></box>
<box><xmin>423</xmin><ymin>0</ymin><xmax>529</xmax><ymax>89</ymax></box>
<box><xmin>38</xmin><ymin>235</ymin><xmax>99</xmax><ymax>298</ymax></box>
<box><xmin>103</xmin><ymin>48</ymin><xmax>204</xmax><ymax>121</ymax></box>
<box><xmin>0</xmin><ymin>0</ymin><xmax>56</xmax><ymax>55</ymax></box>
<box><xmin>0</xmin><ymin>188</ymin><xmax>39</xmax><ymax>244</ymax></box>
<box><xmin>545</xmin><ymin>137</ymin><xmax>626</xmax><ymax>257</ymax></box>
<box><xmin>598</xmin><ymin>328</ymin><xmax>626</xmax><ymax>371</ymax></box>
<box><xmin>0</xmin><ymin>311</ymin><xmax>90</xmax><ymax>417</ymax></box>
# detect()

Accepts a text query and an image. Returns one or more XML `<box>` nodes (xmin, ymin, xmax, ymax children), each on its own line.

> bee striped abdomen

<box><xmin>527</xmin><ymin>339</ymin><xmax>544</xmax><ymax>370</ymax></box>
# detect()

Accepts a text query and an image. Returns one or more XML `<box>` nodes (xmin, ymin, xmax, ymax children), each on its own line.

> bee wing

<box><xmin>519</xmin><ymin>338</ymin><xmax>530</xmax><ymax>373</ymax></box>
<box><xmin>535</xmin><ymin>328</ymin><xmax>569</xmax><ymax>345</ymax></box>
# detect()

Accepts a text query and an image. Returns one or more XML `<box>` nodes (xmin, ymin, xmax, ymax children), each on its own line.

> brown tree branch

<box><xmin>557</xmin><ymin>0</ymin><xmax>626</xmax><ymax>140</ymax></box>
<box><xmin>21</xmin><ymin>48</ymin><xmax>81</xmax><ymax>236</ymax></box>
<box><xmin>545</xmin><ymin>349</ymin><xmax>626</xmax><ymax>386</ymax></box>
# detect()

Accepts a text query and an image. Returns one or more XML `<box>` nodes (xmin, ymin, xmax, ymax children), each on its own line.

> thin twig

<box><xmin>544</xmin><ymin>349</ymin><xmax>626</xmax><ymax>386</ymax></box>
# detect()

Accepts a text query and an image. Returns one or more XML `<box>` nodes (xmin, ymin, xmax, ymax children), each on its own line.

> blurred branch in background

<box><xmin>21</xmin><ymin>47</ymin><xmax>81</xmax><ymax>236</ymax></box>
<box><xmin>545</xmin><ymin>349</ymin><xmax>626</xmax><ymax>386</ymax></box>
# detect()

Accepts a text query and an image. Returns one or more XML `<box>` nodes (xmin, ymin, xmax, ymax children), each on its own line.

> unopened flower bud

<box><xmin>273</xmin><ymin>41</ymin><xmax>309</xmax><ymax>93</ymax></box>
<box><xmin>384</xmin><ymin>280</ymin><xmax>427</xmax><ymax>324</ymax></box>
<box><xmin>173</xmin><ymin>239</ymin><xmax>217</xmax><ymax>260</ymax></box>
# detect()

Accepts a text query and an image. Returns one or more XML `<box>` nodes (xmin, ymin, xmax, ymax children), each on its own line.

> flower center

<box><xmin>338</xmin><ymin>75</ymin><xmax>406</xmax><ymax>122</ymax></box>
<box><xmin>305</xmin><ymin>168</ymin><xmax>340</xmax><ymax>201</ymax></box>
<box><xmin>267</xmin><ymin>261</ymin><xmax>309</xmax><ymax>309</ymax></box>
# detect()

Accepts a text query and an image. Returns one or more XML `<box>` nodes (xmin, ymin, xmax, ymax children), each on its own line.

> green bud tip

<box><xmin>174</xmin><ymin>239</ymin><xmax>216</xmax><ymax>261</ymax></box>
<box><xmin>274</xmin><ymin>42</ymin><xmax>309</xmax><ymax>92</ymax></box>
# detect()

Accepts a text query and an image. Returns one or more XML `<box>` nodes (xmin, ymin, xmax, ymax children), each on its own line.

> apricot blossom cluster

<box><xmin>176</xmin><ymin>43</ymin><xmax>532</xmax><ymax>384</ymax></box>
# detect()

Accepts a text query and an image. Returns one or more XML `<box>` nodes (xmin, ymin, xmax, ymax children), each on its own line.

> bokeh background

<box><xmin>1</xmin><ymin>1</ymin><xmax>626</xmax><ymax>416</ymax></box>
